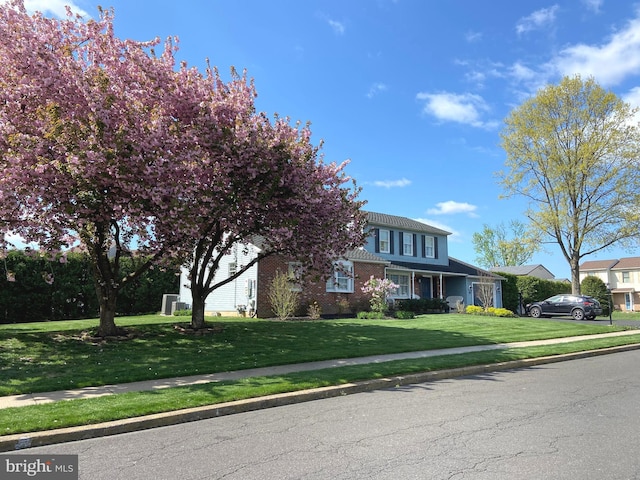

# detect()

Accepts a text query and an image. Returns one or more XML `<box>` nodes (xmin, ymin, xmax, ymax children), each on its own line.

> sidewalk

<box><xmin>2</xmin><ymin>329</ymin><xmax>639</xmax><ymax>409</ymax></box>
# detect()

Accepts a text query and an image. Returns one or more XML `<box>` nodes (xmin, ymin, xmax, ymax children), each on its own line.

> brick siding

<box><xmin>256</xmin><ymin>255</ymin><xmax>385</xmax><ymax>318</ymax></box>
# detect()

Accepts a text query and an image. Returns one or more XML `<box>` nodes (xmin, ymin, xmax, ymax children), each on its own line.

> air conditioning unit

<box><xmin>161</xmin><ymin>294</ymin><xmax>179</xmax><ymax>315</ymax></box>
<box><xmin>171</xmin><ymin>301</ymin><xmax>187</xmax><ymax>315</ymax></box>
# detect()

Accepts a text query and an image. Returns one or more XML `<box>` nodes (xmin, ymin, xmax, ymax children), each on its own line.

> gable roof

<box><xmin>611</xmin><ymin>257</ymin><xmax>640</xmax><ymax>270</ymax></box>
<box><xmin>365</xmin><ymin>211</ymin><xmax>451</xmax><ymax>236</ymax></box>
<box><xmin>489</xmin><ymin>264</ymin><xmax>554</xmax><ymax>278</ymax></box>
<box><xmin>580</xmin><ymin>259</ymin><xmax>619</xmax><ymax>270</ymax></box>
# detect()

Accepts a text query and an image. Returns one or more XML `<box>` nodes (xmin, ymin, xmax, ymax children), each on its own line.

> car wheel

<box><xmin>572</xmin><ymin>309</ymin><xmax>585</xmax><ymax>321</ymax></box>
<box><xmin>529</xmin><ymin>306</ymin><xmax>542</xmax><ymax>318</ymax></box>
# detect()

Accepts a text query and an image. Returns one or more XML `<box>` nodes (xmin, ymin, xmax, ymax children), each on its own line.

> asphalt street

<box><xmin>11</xmin><ymin>348</ymin><xmax>640</xmax><ymax>480</ymax></box>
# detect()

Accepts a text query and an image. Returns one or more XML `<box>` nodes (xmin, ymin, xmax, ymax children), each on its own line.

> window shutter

<box><xmin>374</xmin><ymin>228</ymin><xmax>380</xmax><ymax>253</ymax></box>
<box><xmin>413</xmin><ymin>234</ymin><xmax>417</xmax><ymax>257</ymax></box>
<box><xmin>398</xmin><ymin>232</ymin><xmax>404</xmax><ymax>256</ymax></box>
<box><xmin>390</xmin><ymin>230</ymin><xmax>395</xmax><ymax>254</ymax></box>
<box><xmin>421</xmin><ymin>235</ymin><xmax>426</xmax><ymax>257</ymax></box>
<box><xmin>434</xmin><ymin>237</ymin><xmax>439</xmax><ymax>259</ymax></box>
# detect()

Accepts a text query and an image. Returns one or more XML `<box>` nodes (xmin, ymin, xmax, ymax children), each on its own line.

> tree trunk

<box><xmin>190</xmin><ymin>283</ymin><xmax>207</xmax><ymax>330</ymax></box>
<box><xmin>96</xmin><ymin>284</ymin><xmax>121</xmax><ymax>337</ymax></box>
<box><xmin>570</xmin><ymin>256</ymin><xmax>581</xmax><ymax>295</ymax></box>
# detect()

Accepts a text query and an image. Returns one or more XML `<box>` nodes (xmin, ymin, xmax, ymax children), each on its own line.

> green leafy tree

<box><xmin>499</xmin><ymin>75</ymin><xmax>640</xmax><ymax>294</ymax></box>
<box><xmin>581</xmin><ymin>275</ymin><xmax>610</xmax><ymax>316</ymax></box>
<box><xmin>472</xmin><ymin>220</ymin><xmax>539</xmax><ymax>269</ymax></box>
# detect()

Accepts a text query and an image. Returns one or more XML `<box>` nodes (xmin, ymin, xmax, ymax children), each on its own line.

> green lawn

<box><xmin>1</xmin><ymin>313</ymin><xmax>639</xmax><ymax>436</ymax></box>
<box><xmin>0</xmin><ymin>313</ymin><xmax>631</xmax><ymax>396</ymax></box>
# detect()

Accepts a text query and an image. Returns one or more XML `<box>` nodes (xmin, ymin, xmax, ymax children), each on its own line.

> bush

<box><xmin>268</xmin><ymin>270</ymin><xmax>300</xmax><ymax>320</ymax></box>
<box><xmin>394</xmin><ymin>310</ymin><xmax>415</xmax><ymax>319</ymax></box>
<box><xmin>581</xmin><ymin>276</ymin><xmax>610</xmax><ymax>315</ymax></box>
<box><xmin>172</xmin><ymin>309</ymin><xmax>192</xmax><ymax>317</ymax></box>
<box><xmin>486</xmin><ymin>307</ymin><xmax>516</xmax><ymax>317</ymax></box>
<box><xmin>395</xmin><ymin>298</ymin><xmax>448</xmax><ymax>313</ymax></box>
<box><xmin>0</xmin><ymin>250</ymin><xmax>179</xmax><ymax>323</ymax></box>
<box><xmin>466</xmin><ymin>305</ymin><xmax>484</xmax><ymax>315</ymax></box>
<box><xmin>465</xmin><ymin>305</ymin><xmax>516</xmax><ymax>317</ymax></box>
<box><xmin>356</xmin><ymin>311</ymin><xmax>386</xmax><ymax>319</ymax></box>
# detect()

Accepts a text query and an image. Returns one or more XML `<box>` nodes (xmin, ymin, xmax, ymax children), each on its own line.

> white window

<box><xmin>379</xmin><ymin>229</ymin><xmax>390</xmax><ymax>253</ymax></box>
<box><xmin>622</xmin><ymin>271</ymin><xmax>631</xmax><ymax>282</ymax></box>
<box><xmin>403</xmin><ymin>234</ymin><xmax>413</xmax><ymax>256</ymax></box>
<box><xmin>288</xmin><ymin>262</ymin><xmax>303</xmax><ymax>291</ymax></box>
<box><xmin>228</xmin><ymin>262</ymin><xmax>237</xmax><ymax>278</ymax></box>
<box><xmin>424</xmin><ymin>236</ymin><xmax>434</xmax><ymax>258</ymax></box>
<box><xmin>326</xmin><ymin>261</ymin><xmax>354</xmax><ymax>293</ymax></box>
<box><xmin>389</xmin><ymin>274</ymin><xmax>410</xmax><ymax>297</ymax></box>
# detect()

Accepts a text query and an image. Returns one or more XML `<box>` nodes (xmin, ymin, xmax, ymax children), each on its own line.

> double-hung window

<box><xmin>379</xmin><ymin>229</ymin><xmax>390</xmax><ymax>253</ymax></box>
<box><xmin>326</xmin><ymin>261</ymin><xmax>354</xmax><ymax>293</ymax></box>
<box><xmin>424</xmin><ymin>236</ymin><xmax>435</xmax><ymax>258</ymax></box>
<box><xmin>403</xmin><ymin>234</ymin><xmax>413</xmax><ymax>256</ymax></box>
<box><xmin>389</xmin><ymin>274</ymin><xmax>410</xmax><ymax>298</ymax></box>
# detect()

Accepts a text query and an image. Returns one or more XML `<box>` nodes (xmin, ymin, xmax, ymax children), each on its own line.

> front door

<box><xmin>421</xmin><ymin>277</ymin><xmax>432</xmax><ymax>299</ymax></box>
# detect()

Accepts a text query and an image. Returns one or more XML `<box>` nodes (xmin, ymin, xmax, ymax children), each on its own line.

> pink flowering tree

<box><xmin>362</xmin><ymin>276</ymin><xmax>399</xmax><ymax>315</ymax></box>
<box><xmin>0</xmin><ymin>2</ymin><xmax>194</xmax><ymax>336</ymax></box>
<box><xmin>182</xmin><ymin>103</ymin><xmax>367</xmax><ymax>329</ymax></box>
<box><xmin>0</xmin><ymin>1</ymin><xmax>367</xmax><ymax>334</ymax></box>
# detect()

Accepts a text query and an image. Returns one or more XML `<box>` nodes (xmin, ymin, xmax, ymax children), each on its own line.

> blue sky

<box><xmin>14</xmin><ymin>0</ymin><xmax>640</xmax><ymax>279</ymax></box>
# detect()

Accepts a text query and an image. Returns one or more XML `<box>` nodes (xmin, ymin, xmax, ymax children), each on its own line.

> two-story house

<box><xmin>178</xmin><ymin>211</ymin><xmax>504</xmax><ymax>317</ymax></box>
<box><xmin>579</xmin><ymin>257</ymin><xmax>640</xmax><ymax>312</ymax></box>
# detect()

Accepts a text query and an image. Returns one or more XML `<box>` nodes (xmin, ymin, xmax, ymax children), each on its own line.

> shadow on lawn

<box><xmin>0</xmin><ymin>317</ymin><xmax>582</xmax><ymax>396</ymax></box>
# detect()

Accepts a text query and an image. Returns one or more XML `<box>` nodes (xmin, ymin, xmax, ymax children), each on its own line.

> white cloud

<box><xmin>621</xmin><ymin>87</ymin><xmax>640</xmax><ymax>125</ymax></box>
<box><xmin>372</xmin><ymin>178</ymin><xmax>411</xmax><ymax>188</ymax></box>
<box><xmin>427</xmin><ymin>200</ymin><xmax>479</xmax><ymax>217</ymax></box>
<box><xmin>465</xmin><ymin>30</ymin><xmax>482</xmax><ymax>43</ymax></box>
<box><xmin>327</xmin><ymin>18</ymin><xmax>345</xmax><ymax>35</ymax></box>
<box><xmin>550</xmin><ymin>15</ymin><xmax>640</xmax><ymax>87</ymax></box>
<box><xmin>582</xmin><ymin>0</ymin><xmax>603</xmax><ymax>13</ymax></box>
<box><xmin>413</xmin><ymin>218</ymin><xmax>462</xmax><ymax>242</ymax></box>
<box><xmin>366</xmin><ymin>82</ymin><xmax>388</xmax><ymax>98</ymax></box>
<box><xmin>416</xmin><ymin>91</ymin><xmax>498</xmax><ymax>129</ymax></box>
<box><xmin>516</xmin><ymin>5</ymin><xmax>559</xmax><ymax>36</ymax></box>
<box><xmin>11</xmin><ymin>0</ymin><xmax>91</xmax><ymax>18</ymax></box>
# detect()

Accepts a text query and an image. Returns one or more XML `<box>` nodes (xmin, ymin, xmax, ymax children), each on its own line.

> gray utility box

<box><xmin>161</xmin><ymin>294</ymin><xmax>179</xmax><ymax>315</ymax></box>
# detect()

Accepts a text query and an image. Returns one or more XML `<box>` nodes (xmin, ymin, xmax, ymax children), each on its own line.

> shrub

<box><xmin>0</xmin><ymin>250</ymin><xmax>179</xmax><ymax>323</ymax></box>
<box><xmin>172</xmin><ymin>309</ymin><xmax>191</xmax><ymax>317</ymax></box>
<box><xmin>466</xmin><ymin>305</ymin><xmax>484</xmax><ymax>315</ymax></box>
<box><xmin>268</xmin><ymin>270</ymin><xmax>299</xmax><ymax>320</ymax></box>
<box><xmin>361</xmin><ymin>276</ymin><xmax>398</xmax><ymax>315</ymax></box>
<box><xmin>486</xmin><ymin>307</ymin><xmax>516</xmax><ymax>317</ymax></box>
<box><xmin>465</xmin><ymin>305</ymin><xmax>515</xmax><ymax>317</ymax></box>
<box><xmin>581</xmin><ymin>276</ymin><xmax>610</xmax><ymax>315</ymax></box>
<box><xmin>356</xmin><ymin>311</ymin><xmax>386</xmax><ymax>319</ymax></box>
<box><xmin>307</xmin><ymin>301</ymin><xmax>322</xmax><ymax>320</ymax></box>
<box><xmin>395</xmin><ymin>298</ymin><xmax>448</xmax><ymax>313</ymax></box>
<box><xmin>394</xmin><ymin>310</ymin><xmax>415</xmax><ymax>319</ymax></box>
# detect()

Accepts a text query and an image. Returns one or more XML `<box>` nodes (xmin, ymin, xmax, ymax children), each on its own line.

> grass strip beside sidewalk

<box><xmin>3</xmin><ymin>333</ymin><xmax>640</xmax><ymax>437</ymax></box>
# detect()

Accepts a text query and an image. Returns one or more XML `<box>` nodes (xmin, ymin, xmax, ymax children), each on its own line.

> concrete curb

<box><xmin>2</xmin><ymin>342</ymin><xmax>640</xmax><ymax>452</ymax></box>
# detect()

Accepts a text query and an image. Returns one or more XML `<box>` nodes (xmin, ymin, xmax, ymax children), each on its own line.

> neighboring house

<box><xmin>178</xmin><ymin>211</ymin><xmax>504</xmax><ymax>317</ymax></box>
<box><xmin>489</xmin><ymin>264</ymin><xmax>556</xmax><ymax>280</ymax></box>
<box><xmin>579</xmin><ymin>257</ymin><xmax>640</xmax><ymax>312</ymax></box>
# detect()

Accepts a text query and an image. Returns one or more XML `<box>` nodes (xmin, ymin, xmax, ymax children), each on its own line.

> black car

<box><xmin>526</xmin><ymin>294</ymin><xmax>603</xmax><ymax>320</ymax></box>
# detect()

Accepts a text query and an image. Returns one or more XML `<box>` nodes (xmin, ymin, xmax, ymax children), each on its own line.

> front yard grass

<box><xmin>2</xmin><ymin>332</ymin><xmax>640</xmax><ymax>436</ymax></box>
<box><xmin>1</xmin><ymin>314</ymin><xmax>639</xmax><ymax>436</ymax></box>
<box><xmin>0</xmin><ymin>314</ymin><xmax>628</xmax><ymax>396</ymax></box>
